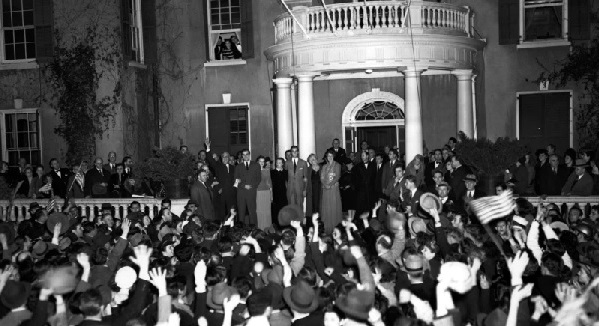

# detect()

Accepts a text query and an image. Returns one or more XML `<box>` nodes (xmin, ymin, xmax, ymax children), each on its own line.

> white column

<box><xmin>404</xmin><ymin>69</ymin><xmax>424</xmax><ymax>163</ymax></box>
<box><xmin>291</xmin><ymin>82</ymin><xmax>298</xmax><ymax>146</ymax></box>
<box><xmin>297</xmin><ymin>75</ymin><xmax>316</xmax><ymax>160</ymax></box>
<box><xmin>274</xmin><ymin>78</ymin><xmax>294</xmax><ymax>156</ymax></box>
<box><xmin>453</xmin><ymin>69</ymin><xmax>474</xmax><ymax>138</ymax></box>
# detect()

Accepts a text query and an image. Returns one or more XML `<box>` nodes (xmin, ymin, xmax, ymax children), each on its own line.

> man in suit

<box><xmin>462</xmin><ymin>174</ymin><xmax>485</xmax><ymax>202</ymax></box>
<box><xmin>49</xmin><ymin>158</ymin><xmax>71</xmax><ymax>198</ymax></box>
<box><xmin>327</xmin><ymin>138</ymin><xmax>347</xmax><ymax>163</ymax></box>
<box><xmin>383</xmin><ymin>165</ymin><xmax>406</xmax><ymax>209</ymax></box>
<box><xmin>425</xmin><ymin>149</ymin><xmax>444</xmax><ymax>187</ymax></box>
<box><xmin>206</xmin><ymin>140</ymin><xmax>236</xmax><ymax>217</ymax></box>
<box><xmin>354</xmin><ymin>150</ymin><xmax>376</xmax><ymax>215</ymax></box>
<box><xmin>562</xmin><ymin>159</ymin><xmax>594</xmax><ymax>196</ymax></box>
<box><xmin>84</xmin><ymin>158</ymin><xmax>111</xmax><ymax>198</ymax></box>
<box><xmin>285</xmin><ymin>146</ymin><xmax>309</xmax><ymax>208</ymax></box>
<box><xmin>123</xmin><ymin>156</ymin><xmax>133</xmax><ymax>175</ymax></box>
<box><xmin>436</xmin><ymin>182</ymin><xmax>455</xmax><ymax>212</ymax></box>
<box><xmin>402</xmin><ymin>175</ymin><xmax>423</xmax><ymax>217</ymax></box>
<box><xmin>534</xmin><ymin>149</ymin><xmax>551</xmax><ymax>195</ymax></box>
<box><xmin>426</xmin><ymin>170</ymin><xmax>454</xmax><ymax>200</ymax></box>
<box><xmin>109</xmin><ymin>164</ymin><xmax>127</xmax><ymax>198</ymax></box>
<box><xmin>66</xmin><ymin>164</ymin><xmax>85</xmax><ymax>199</ymax></box>
<box><xmin>190</xmin><ymin>169</ymin><xmax>216</xmax><ymax>221</ymax></box>
<box><xmin>103</xmin><ymin>151</ymin><xmax>118</xmax><ymax>175</ymax></box>
<box><xmin>234</xmin><ymin>149</ymin><xmax>261</xmax><ymax>225</ymax></box>
<box><xmin>449</xmin><ymin>155</ymin><xmax>469</xmax><ymax>200</ymax></box>
<box><xmin>381</xmin><ymin>149</ymin><xmax>402</xmax><ymax>192</ymax></box>
<box><xmin>538</xmin><ymin>154</ymin><xmax>568</xmax><ymax>196</ymax></box>
<box><xmin>374</xmin><ymin>153</ymin><xmax>385</xmax><ymax>200</ymax></box>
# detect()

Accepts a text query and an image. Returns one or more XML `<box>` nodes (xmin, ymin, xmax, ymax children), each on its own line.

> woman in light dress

<box><xmin>256</xmin><ymin>156</ymin><xmax>272</xmax><ymax>229</ymax></box>
<box><xmin>320</xmin><ymin>150</ymin><xmax>342</xmax><ymax>233</ymax></box>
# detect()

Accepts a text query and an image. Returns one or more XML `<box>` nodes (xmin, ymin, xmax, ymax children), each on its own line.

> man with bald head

<box><xmin>84</xmin><ymin>157</ymin><xmax>111</xmax><ymax>198</ymax></box>
<box><xmin>206</xmin><ymin>139</ymin><xmax>237</xmax><ymax>218</ymax></box>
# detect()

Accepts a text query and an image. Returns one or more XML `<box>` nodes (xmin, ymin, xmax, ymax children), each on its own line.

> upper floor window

<box><xmin>1</xmin><ymin>0</ymin><xmax>35</xmax><ymax>61</ymax></box>
<box><xmin>122</xmin><ymin>0</ymin><xmax>144</xmax><ymax>64</ymax></box>
<box><xmin>205</xmin><ymin>0</ymin><xmax>254</xmax><ymax>63</ymax></box>
<box><xmin>1</xmin><ymin>108</ymin><xmax>41</xmax><ymax>165</ymax></box>
<box><xmin>498</xmin><ymin>0</ymin><xmax>590</xmax><ymax>48</ymax></box>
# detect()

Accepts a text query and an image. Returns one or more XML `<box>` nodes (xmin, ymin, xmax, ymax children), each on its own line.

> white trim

<box><xmin>341</xmin><ymin>89</ymin><xmax>405</xmax><ymax>153</ymax></box>
<box><xmin>519</xmin><ymin>0</ymin><xmax>568</xmax><ymax>47</ymax></box>
<box><xmin>517</xmin><ymin>39</ymin><xmax>570</xmax><ymax>49</ymax></box>
<box><xmin>203</xmin><ymin>60</ymin><xmax>247</xmax><ymax>67</ymax></box>
<box><xmin>0</xmin><ymin>0</ymin><xmax>36</xmax><ymax>62</ymax></box>
<box><xmin>204</xmin><ymin>103</ymin><xmax>252</xmax><ymax>153</ymax></box>
<box><xmin>515</xmin><ymin>90</ymin><xmax>573</xmax><ymax>147</ymax></box>
<box><xmin>134</xmin><ymin>0</ymin><xmax>145</xmax><ymax>64</ymax></box>
<box><xmin>0</xmin><ymin>108</ymin><xmax>42</xmax><ymax>164</ymax></box>
<box><xmin>0</xmin><ymin>61</ymin><xmax>38</xmax><ymax>70</ymax></box>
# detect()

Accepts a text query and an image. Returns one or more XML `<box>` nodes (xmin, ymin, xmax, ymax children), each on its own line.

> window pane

<box><xmin>11</xmin><ymin>11</ymin><xmax>22</xmax><ymax>27</ymax></box>
<box><xmin>239</xmin><ymin>133</ymin><xmax>247</xmax><ymax>144</ymax></box>
<box><xmin>6</xmin><ymin>133</ymin><xmax>15</xmax><ymax>148</ymax></box>
<box><xmin>16</xmin><ymin>114</ymin><xmax>27</xmax><ymax>130</ymax></box>
<box><xmin>524</xmin><ymin>6</ymin><xmax>562</xmax><ymax>41</ymax></box>
<box><xmin>230</xmin><ymin>109</ymin><xmax>238</xmax><ymax>120</ymax></box>
<box><xmin>30</xmin><ymin>150</ymin><xmax>40</xmax><ymax>165</ymax></box>
<box><xmin>11</xmin><ymin>0</ymin><xmax>21</xmax><ymax>11</ymax></box>
<box><xmin>24</xmin><ymin>27</ymin><xmax>33</xmax><ymax>42</ymax></box>
<box><xmin>8</xmin><ymin>151</ymin><xmax>18</xmax><ymax>165</ymax></box>
<box><xmin>5</xmin><ymin>115</ymin><xmax>12</xmax><ymax>132</ymax></box>
<box><xmin>230</xmin><ymin>133</ymin><xmax>237</xmax><ymax>145</ymax></box>
<box><xmin>231</xmin><ymin>0</ymin><xmax>239</xmax><ymax>6</ymax></box>
<box><xmin>220</xmin><ymin>0</ymin><xmax>228</xmax><ymax>7</ymax></box>
<box><xmin>22</xmin><ymin>0</ymin><xmax>32</xmax><ymax>10</ymax></box>
<box><xmin>3</xmin><ymin>11</ymin><xmax>11</xmax><ymax>27</ymax></box>
<box><xmin>25</xmin><ymin>42</ymin><xmax>34</xmax><ymax>58</ymax></box>
<box><xmin>230</xmin><ymin>120</ymin><xmax>238</xmax><ymax>131</ymax></box>
<box><xmin>14</xmin><ymin>29</ymin><xmax>24</xmax><ymax>43</ymax></box>
<box><xmin>238</xmin><ymin>121</ymin><xmax>247</xmax><ymax>132</ymax></box>
<box><xmin>2</xmin><ymin>0</ymin><xmax>10</xmax><ymax>13</ymax></box>
<box><xmin>5</xmin><ymin>44</ymin><xmax>14</xmax><ymax>60</ymax></box>
<box><xmin>17</xmin><ymin>133</ymin><xmax>29</xmax><ymax>148</ymax></box>
<box><xmin>23</xmin><ymin>10</ymin><xmax>32</xmax><ymax>25</ymax></box>
<box><xmin>29</xmin><ymin>133</ymin><xmax>37</xmax><ymax>148</ymax></box>
<box><xmin>4</xmin><ymin>30</ymin><xmax>13</xmax><ymax>44</ymax></box>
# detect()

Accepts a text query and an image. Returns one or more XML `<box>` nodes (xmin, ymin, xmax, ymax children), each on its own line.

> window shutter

<box><xmin>34</xmin><ymin>0</ymin><xmax>54</xmax><ymax>63</ymax></box>
<box><xmin>498</xmin><ymin>0</ymin><xmax>519</xmax><ymax>45</ymax></box>
<box><xmin>142</xmin><ymin>0</ymin><xmax>157</xmax><ymax>64</ymax></box>
<box><xmin>201</xmin><ymin>0</ymin><xmax>210</xmax><ymax>61</ymax></box>
<box><xmin>121</xmin><ymin>0</ymin><xmax>132</xmax><ymax>62</ymax></box>
<box><xmin>240</xmin><ymin>0</ymin><xmax>254</xmax><ymax>59</ymax></box>
<box><xmin>568</xmin><ymin>0</ymin><xmax>590</xmax><ymax>41</ymax></box>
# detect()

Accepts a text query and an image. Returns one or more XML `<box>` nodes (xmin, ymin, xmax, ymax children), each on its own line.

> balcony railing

<box><xmin>0</xmin><ymin>198</ymin><xmax>189</xmax><ymax>222</ymax></box>
<box><xmin>274</xmin><ymin>1</ymin><xmax>473</xmax><ymax>44</ymax></box>
<box><xmin>524</xmin><ymin>196</ymin><xmax>599</xmax><ymax>217</ymax></box>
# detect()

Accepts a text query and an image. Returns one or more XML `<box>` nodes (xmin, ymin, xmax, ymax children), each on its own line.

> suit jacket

<box><xmin>50</xmin><ymin>168</ymin><xmax>71</xmax><ymax>198</ymax></box>
<box><xmin>285</xmin><ymin>158</ymin><xmax>309</xmax><ymax>202</ymax></box>
<box><xmin>424</xmin><ymin>160</ymin><xmax>444</xmax><ymax>186</ymax></box>
<box><xmin>103</xmin><ymin>163</ymin><xmax>118</xmax><ymax>175</ymax></box>
<box><xmin>190</xmin><ymin>180</ymin><xmax>216</xmax><ymax>220</ymax></box>
<box><xmin>561</xmin><ymin>172</ymin><xmax>594</xmax><ymax>196</ymax></box>
<box><xmin>353</xmin><ymin>160</ymin><xmax>376</xmax><ymax>212</ymax></box>
<box><xmin>234</xmin><ymin>161</ymin><xmax>261</xmax><ymax>191</ymax></box>
<box><xmin>449</xmin><ymin>165</ymin><xmax>469</xmax><ymax>200</ymax></box>
<box><xmin>381</xmin><ymin>160</ymin><xmax>402</xmax><ymax>192</ymax></box>
<box><xmin>374</xmin><ymin>162</ymin><xmax>385</xmax><ymax>198</ymax></box>
<box><xmin>109</xmin><ymin>173</ymin><xmax>128</xmax><ymax>197</ymax></box>
<box><xmin>538</xmin><ymin>165</ymin><xmax>568</xmax><ymax>196</ymax></box>
<box><xmin>383</xmin><ymin>177</ymin><xmax>406</xmax><ymax>208</ymax></box>
<box><xmin>206</xmin><ymin>151</ymin><xmax>236</xmax><ymax>195</ymax></box>
<box><xmin>534</xmin><ymin>162</ymin><xmax>551</xmax><ymax>195</ymax></box>
<box><xmin>402</xmin><ymin>188</ymin><xmax>424</xmax><ymax>216</ymax></box>
<box><xmin>84</xmin><ymin>168</ymin><xmax>111</xmax><ymax>197</ymax></box>
<box><xmin>67</xmin><ymin>175</ymin><xmax>85</xmax><ymax>198</ymax></box>
<box><xmin>327</xmin><ymin>147</ymin><xmax>347</xmax><ymax>163</ymax></box>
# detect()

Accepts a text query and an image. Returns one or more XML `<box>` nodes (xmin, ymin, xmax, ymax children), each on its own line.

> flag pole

<box><xmin>482</xmin><ymin>223</ymin><xmax>509</xmax><ymax>261</ymax></box>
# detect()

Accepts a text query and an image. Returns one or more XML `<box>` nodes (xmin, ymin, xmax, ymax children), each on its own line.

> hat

<box><xmin>207</xmin><ymin>283</ymin><xmax>239</xmax><ymax>310</ymax></box>
<box><xmin>261</xmin><ymin>265</ymin><xmax>284</xmax><ymax>286</ymax></box>
<box><xmin>408</xmin><ymin>216</ymin><xmax>430</xmax><ymax>235</ymax></box>
<box><xmin>29</xmin><ymin>202</ymin><xmax>41</xmax><ymax>212</ymax></box>
<box><xmin>46</xmin><ymin>212</ymin><xmax>71</xmax><ymax>235</ymax></box>
<box><xmin>58</xmin><ymin>237</ymin><xmax>72</xmax><ymax>252</ymax></box>
<box><xmin>39</xmin><ymin>265</ymin><xmax>79</xmax><ymax>294</ymax></box>
<box><xmin>438</xmin><ymin>262</ymin><xmax>474</xmax><ymax>294</ymax></box>
<box><xmin>32</xmin><ymin>240</ymin><xmax>49</xmax><ymax>260</ymax></box>
<box><xmin>283</xmin><ymin>280</ymin><xmax>318</xmax><ymax>313</ymax></box>
<box><xmin>574</xmin><ymin>159</ymin><xmax>590</xmax><ymax>167</ymax></box>
<box><xmin>0</xmin><ymin>281</ymin><xmax>31</xmax><ymax>309</ymax></box>
<box><xmin>550</xmin><ymin>221</ymin><xmax>569</xmax><ymax>232</ymax></box>
<box><xmin>186</xmin><ymin>200</ymin><xmax>199</xmax><ymax>208</ymax></box>
<box><xmin>0</xmin><ymin>223</ymin><xmax>16</xmax><ymax>245</ymax></box>
<box><xmin>277</xmin><ymin>205</ymin><xmax>303</xmax><ymax>226</ymax></box>
<box><xmin>403</xmin><ymin>253</ymin><xmax>424</xmax><ymax>272</ymax></box>
<box><xmin>336</xmin><ymin>289</ymin><xmax>375</xmax><ymax>321</ymax></box>
<box><xmin>115</xmin><ymin>266</ymin><xmax>137</xmax><ymax>290</ymax></box>
<box><xmin>419</xmin><ymin>192</ymin><xmax>442</xmax><ymax>211</ymax></box>
<box><xmin>463</xmin><ymin>174</ymin><xmax>477</xmax><ymax>182</ymax></box>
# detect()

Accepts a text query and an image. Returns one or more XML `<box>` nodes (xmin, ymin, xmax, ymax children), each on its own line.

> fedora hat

<box><xmin>336</xmin><ymin>289</ymin><xmax>374</xmax><ymax>321</ymax></box>
<box><xmin>574</xmin><ymin>159</ymin><xmax>590</xmax><ymax>167</ymax></box>
<box><xmin>408</xmin><ymin>216</ymin><xmax>430</xmax><ymax>236</ymax></box>
<box><xmin>29</xmin><ymin>202</ymin><xmax>41</xmax><ymax>213</ymax></box>
<box><xmin>278</xmin><ymin>204</ymin><xmax>303</xmax><ymax>226</ymax></box>
<box><xmin>46</xmin><ymin>212</ymin><xmax>71</xmax><ymax>235</ymax></box>
<box><xmin>207</xmin><ymin>283</ymin><xmax>238</xmax><ymax>310</ymax></box>
<box><xmin>282</xmin><ymin>280</ymin><xmax>318</xmax><ymax>313</ymax></box>
<box><xmin>0</xmin><ymin>281</ymin><xmax>31</xmax><ymax>309</ymax></box>
<box><xmin>419</xmin><ymin>192</ymin><xmax>442</xmax><ymax>211</ymax></box>
<box><xmin>463</xmin><ymin>174</ymin><xmax>478</xmax><ymax>182</ymax></box>
<box><xmin>32</xmin><ymin>240</ymin><xmax>49</xmax><ymax>260</ymax></box>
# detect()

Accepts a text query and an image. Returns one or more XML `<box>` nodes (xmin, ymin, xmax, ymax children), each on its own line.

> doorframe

<box><xmin>515</xmin><ymin>90</ymin><xmax>573</xmax><ymax>147</ymax></box>
<box><xmin>205</xmin><ymin>103</ymin><xmax>252</xmax><ymax>153</ymax></box>
<box><xmin>342</xmin><ymin>89</ymin><xmax>405</xmax><ymax>153</ymax></box>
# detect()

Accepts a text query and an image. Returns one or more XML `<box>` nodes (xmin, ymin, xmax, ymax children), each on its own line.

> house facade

<box><xmin>0</xmin><ymin>0</ymin><xmax>592</xmax><ymax>167</ymax></box>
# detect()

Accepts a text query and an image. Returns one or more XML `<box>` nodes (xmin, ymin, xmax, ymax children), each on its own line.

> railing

<box><xmin>274</xmin><ymin>1</ymin><xmax>473</xmax><ymax>44</ymax></box>
<box><xmin>524</xmin><ymin>196</ymin><xmax>599</xmax><ymax>217</ymax></box>
<box><xmin>0</xmin><ymin>198</ymin><xmax>189</xmax><ymax>222</ymax></box>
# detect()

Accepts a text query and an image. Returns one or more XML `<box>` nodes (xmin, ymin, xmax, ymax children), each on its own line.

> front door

<box><xmin>518</xmin><ymin>92</ymin><xmax>570</xmax><ymax>153</ymax></box>
<box><xmin>357</xmin><ymin>126</ymin><xmax>397</xmax><ymax>153</ymax></box>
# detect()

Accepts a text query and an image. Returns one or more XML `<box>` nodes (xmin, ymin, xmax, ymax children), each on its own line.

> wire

<box><xmin>278</xmin><ymin>0</ymin><xmax>310</xmax><ymax>38</ymax></box>
<box><xmin>319</xmin><ymin>0</ymin><xmax>337</xmax><ymax>34</ymax></box>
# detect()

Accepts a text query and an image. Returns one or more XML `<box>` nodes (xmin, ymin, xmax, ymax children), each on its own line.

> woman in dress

<box><xmin>320</xmin><ymin>150</ymin><xmax>342</xmax><ymax>233</ymax></box>
<box><xmin>405</xmin><ymin>154</ymin><xmax>425</xmax><ymax>189</ymax></box>
<box><xmin>305</xmin><ymin>154</ymin><xmax>322</xmax><ymax>217</ymax></box>
<box><xmin>270</xmin><ymin>157</ymin><xmax>288</xmax><ymax>225</ymax></box>
<box><xmin>255</xmin><ymin>156</ymin><xmax>272</xmax><ymax>230</ymax></box>
<box><xmin>15</xmin><ymin>167</ymin><xmax>41</xmax><ymax>198</ymax></box>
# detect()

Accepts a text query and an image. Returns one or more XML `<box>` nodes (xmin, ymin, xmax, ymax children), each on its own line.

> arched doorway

<box><xmin>342</xmin><ymin>89</ymin><xmax>405</xmax><ymax>154</ymax></box>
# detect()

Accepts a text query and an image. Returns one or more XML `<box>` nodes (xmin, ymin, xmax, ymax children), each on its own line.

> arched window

<box><xmin>355</xmin><ymin>101</ymin><xmax>405</xmax><ymax>120</ymax></box>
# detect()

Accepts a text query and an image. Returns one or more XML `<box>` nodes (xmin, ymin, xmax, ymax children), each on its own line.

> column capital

<box><xmin>403</xmin><ymin>69</ymin><xmax>424</xmax><ymax>78</ymax></box>
<box><xmin>452</xmin><ymin>69</ymin><xmax>474</xmax><ymax>80</ymax></box>
<box><xmin>274</xmin><ymin>77</ymin><xmax>293</xmax><ymax>87</ymax></box>
<box><xmin>295</xmin><ymin>74</ymin><xmax>318</xmax><ymax>82</ymax></box>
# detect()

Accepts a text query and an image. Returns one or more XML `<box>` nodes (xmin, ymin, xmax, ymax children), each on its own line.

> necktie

<box><xmin>99</xmin><ymin>169</ymin><xmax>103</xmax><ymax>176</ymax></box>
<box><xmin>468</xmin><ymin>191</ymin><xmax>473</xmax><ymax>198</ymax></box>
<box><xmin>204</xmin><ymin>182</ymin><xmax>212</xmax><ymax>199</ymax></box>
<box><xmin>226</xmin><ymin>164</ymin><xmax>229</xmax><ymax>173</ymax></box>
<box><xmin>245</xmin><ymin>162</ymin><xmax>249</xmax><ymax>170</ymax></box>
<box><xmin>294</xmin><ymin>159</ymin><xmax>297</xmax><ymax>173</ymax></box>
<box><xmin>553</xmin><ymin>167</ymin><xmax>557</xmax><ymax>174</ymax></box>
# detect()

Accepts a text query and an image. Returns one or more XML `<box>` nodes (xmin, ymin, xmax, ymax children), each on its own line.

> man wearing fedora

<box><xmin>561</xmin><ymin>159</ymin><xmax>594</xmax><ymax>196</ymax></box>
<box><xmin>449</xmin><ymin>155</ymin><xmax>470</xmax><ymax>200</ymax></box>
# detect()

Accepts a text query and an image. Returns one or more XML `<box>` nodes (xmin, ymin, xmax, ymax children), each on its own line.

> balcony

<box><xmin>265</xmin><ymin>1</ymin><xmax>486</xmax><ymax>77</ymax></box>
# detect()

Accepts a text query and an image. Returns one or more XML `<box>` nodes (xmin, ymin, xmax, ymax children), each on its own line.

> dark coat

<box><xmin>109</xmin><ymin>173</ymin><xmax>128</xmax><ymax>198</ymax></box>
<box><xmin>381</xmin><ymin>159</ymin><xmax>402</xmax><ymax>192</ymax></box>
<box><xmin>190</xmin><ymin>180</ymin><xmax>216</xmax><ymax>221</ymax></box>
<box><xmin>49</xmin><ymin>168</ymin><xmax>71</xmax><ymax>198</ymax></box>
<box><xmin>425</xmin><ymin>160</ymin><xmax>444</xmax><ymax>186</ymax></box>
<box><xmin>561</xmin><ymin>172</ymin><xmax>594</xmax><ymax>196</ymax></box>
<box><xmin>84</xmin><ymin>168</ymin><xmax>111</xmax><ymax>197</ymax></box>
<box><xmin>449</xmin><ymin>165</ymin><xmax>469</xmax><ymax>200</ymax></box>
<box><xmin>327</xmin><ymin>146</ymin><xmax>347</xmax><ymax>163</ymax></box>
<box><xmin>353</xmin><ymin>161</ymin><xmax>376</xmax><ymax>213</ymax></box>
<box><xmin>538</xmin><ymin>165</ymin><xmax>568</xmax><ymax>196</ymax></box>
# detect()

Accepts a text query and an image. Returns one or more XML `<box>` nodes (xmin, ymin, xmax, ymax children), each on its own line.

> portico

<box><xmin>266</xmin><ymin>1</ymin><xmax>485</xmax><ymax>161</ymax></box>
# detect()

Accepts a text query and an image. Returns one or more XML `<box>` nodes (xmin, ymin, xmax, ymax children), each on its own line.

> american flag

<box><xmin>470</xmin><ymin>189</ymin><xmax>516</xmax><ymax>224</ymax></box>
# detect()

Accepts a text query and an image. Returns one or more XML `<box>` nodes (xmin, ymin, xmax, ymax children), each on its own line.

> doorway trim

<box><xmin>342</xmin><ymin>89</ymin><xmax>405</xmax><ymax>152</ymax></box>
<box><xmin>515</xmin><ymin>90</ymin><xmax>573</xmax><ymax>147</ymax></box>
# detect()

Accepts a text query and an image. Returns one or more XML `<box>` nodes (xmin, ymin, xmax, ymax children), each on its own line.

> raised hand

<box><xmin>511</xmin><ymin>283</ymin><xmax>534</xmax><ymax>302</ymax></box>
<box><xmin>555</xmin><ymin>282</ymin><xmax>578</xmax><ymax>305</ymax></box>
<box><xmin>53</xmin><ymin>223</ymin><xmax>62</xmax><ymax>237</ymax></box>
<box><xmin>121</xmin><ymin>218</ymin><xmax>131</xmax><ymax>235</ymax></box>
<box><xmin>194</xmin><ymin>259</ymin><xmax>207</xmax><ymax>284</ymax></box>
<box><xmin>131</xmin><ymin>245</ymin><xmax>152</xmax><ymax>280</ymax></box>
<box><xmin>149</xmin><ymin>268</ymin><xmax>168</xmax><ymax>296</ymax></box>
<box><xmin>311</xmin><ymin>213</ymin><xmax>319</xmax><ymax>225</ymax></box>
<box><xmin>223</xmin><ymin>294</ymin><xmax>241</xmax><ymax>312</ymax></box>
<box><xmin>507</xmin><ymin>250</ymin><xmax>529</xmax><ymax>285</ymax></box>
<box><xmin>290</xmin><ymin>220</ymin><xmax>301</xmax><ymax>230</ymax></box>
<box><xmin>479</xmin><ymin>274</ymin><xmax>490</xmax><ymax>290</ymax></box>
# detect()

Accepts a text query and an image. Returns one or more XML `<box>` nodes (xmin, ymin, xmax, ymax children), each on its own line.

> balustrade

<box><xmin>524</xmin><ymin>196</ymin><xmax>599</xmax><ymax>219</ymax></box>
<box><xmin>274</xmin><ymin>1</ymin><xmax>472</xmax><ymax>44</ymax></box>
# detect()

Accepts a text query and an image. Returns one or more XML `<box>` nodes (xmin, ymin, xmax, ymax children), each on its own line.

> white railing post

<box><xmin>407</xmin><ymin>3</ymin><xmax>423</xmax><ymax>28</ymax></box>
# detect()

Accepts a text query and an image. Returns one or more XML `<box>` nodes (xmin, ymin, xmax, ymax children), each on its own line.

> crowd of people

<box><xmin>0</xmin><ymin>135</ymin><xmax>597</xmax><ymax>326</ymax></box>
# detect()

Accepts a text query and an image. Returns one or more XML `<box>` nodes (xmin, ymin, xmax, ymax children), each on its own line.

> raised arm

<box><xmin>289</xmin><ymin>220</ymin><xmax>306</xmax><ymax>275</ymax></box>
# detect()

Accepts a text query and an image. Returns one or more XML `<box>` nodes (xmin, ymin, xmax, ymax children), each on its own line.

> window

<box><xmin>207</xmin><ymin>0</ymin><xmax>243</xmax><ymax>61</ymax></box>
<box><xmin>1</xmin><ymin>0</ymin><xmax>35</xmax><ymax>61</ymax></box>
<box><xmin>355</xmin><ymin>101</ymin><xmax>405</xmax><ymax>121</ymax></box>
<box><xmin>122</xmin><ymin>0</ymin><xmax>144</xmax><ymax>63</ymax></box>
<box><xmin>521</xmin><ymin>0</ymin><xmax>566</xmax><ymax>43</ymax></box>
<box><xmin>206</xmin><ymin>104</ymin><xmax>250</xmax><ymax>155</ymax></box>
<box><xmin>1</xmin><ymin>109</ymin><xmax>41</xmax><ymax>165</ymax></box>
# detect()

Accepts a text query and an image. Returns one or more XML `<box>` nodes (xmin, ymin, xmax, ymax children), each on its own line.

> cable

<box><xmin>319</xmin><ymin>0</ymin><xmax>337</xmax><ymax>34</ymax></box>
<box><xmin>278</xmin><ymin>0</ymin><xmax>310</xmax><ymax>38</ymax></box>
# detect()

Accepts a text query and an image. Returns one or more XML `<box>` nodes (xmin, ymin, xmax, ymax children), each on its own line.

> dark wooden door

<box><xmin>208</xmin><ymin>106</ymin><xmax>249</xmax><ymax>156</ymax></box>
<box><xmin>519</xmin><ymin>92</ymin><xmax>570</xmax><ymax>153</ymax></box>
<box><xmin>357</xmin><ymin>126</ymin><xmax>396</xmax><ymax>153</ymax></box>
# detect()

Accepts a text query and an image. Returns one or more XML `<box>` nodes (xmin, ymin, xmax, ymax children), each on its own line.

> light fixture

<box><xmin>365</xmin><ymin>69</ymin><xmax>373</xmax><ymax>74</ymax></box>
